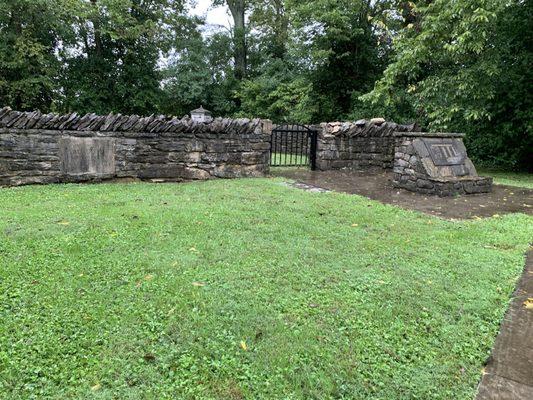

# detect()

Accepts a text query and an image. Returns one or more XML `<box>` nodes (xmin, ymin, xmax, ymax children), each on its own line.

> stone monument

<box><xmin>393</xmin><ymin>132</ymin><xmax>492</xmax><ymax>196</ymax></box>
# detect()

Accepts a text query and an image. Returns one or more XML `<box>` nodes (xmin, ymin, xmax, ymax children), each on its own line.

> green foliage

<box><xmin>237</xmin><ymin>60</ymin><xmax>317</xmax><ymax>123</ymax></box>
<box><xmin>0</xmin><ymin>0</ymin><xmax>72</xmax><ymax>111</ymax></box>
<box><xmin>60</xmin><ymin>0</ymin><xmax>191</xmax><ymax>115</ymax></box>
<box><xmin>161</xmin><ymin>32</ymin><xmax>240</xmax><ymax>117</ymax></box>
<box><xmin>288</xmin><ymin>0</ymin><xmax>388</xmax><ymax>121</ymax></box>
<box><xmin>1</xmin><ymin>179</ymin><xmax>532</xmax><ymax>398</ymax></box>
<box><xmin>363</xmin><ymin>0</ymin><xmax>532</xmax><ymax>170</ymax></box>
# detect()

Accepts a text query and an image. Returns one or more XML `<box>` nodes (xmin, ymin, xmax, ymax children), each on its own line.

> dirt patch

<box><xmin>273</xmin><ymin>169</ymin><xmax>533</xmax><ymax>220</ymax></box>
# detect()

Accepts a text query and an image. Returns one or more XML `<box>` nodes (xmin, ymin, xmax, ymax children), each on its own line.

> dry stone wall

<box><xmin>0</xmin><ymin>107</ymin><xmax>270</xmax><ymax>186</ymax></box>
<box><xmin>316</xmin><ymin>120</ymin><xmax>418</xmax><ymax>170</ymax></box>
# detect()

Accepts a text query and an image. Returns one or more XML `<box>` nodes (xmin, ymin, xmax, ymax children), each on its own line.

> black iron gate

<box><xmin>270</xmin><ymin>124</ymin><xmax>318</xmax><ymax>170</ymax></box>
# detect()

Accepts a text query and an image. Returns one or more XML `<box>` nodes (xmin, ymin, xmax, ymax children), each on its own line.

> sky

<box><xmin>191</xmin><ymin>0</ymin><xmax>232</xmax><ymax>30</ymax></box>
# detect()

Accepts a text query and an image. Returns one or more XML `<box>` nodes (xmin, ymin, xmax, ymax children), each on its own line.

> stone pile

<box><xmin>323</xmin><ymin>119</ymin><xmax>418</xmax><ymax>137</ymax></box>
<box><xmin>0</xmin><ymin>107</ymin><xmax>262</xmax><ymax>135</ymax></box>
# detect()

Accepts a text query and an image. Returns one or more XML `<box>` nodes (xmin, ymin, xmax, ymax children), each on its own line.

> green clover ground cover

<box><xmin>478</xmin><ymin>169</ymin><xmax>533</xmax><ymax>189</ymax></box>
<box><xmin>0</xmin><ymin>179</ymin><xmax>531</xmax><ymax>399</ymax></box>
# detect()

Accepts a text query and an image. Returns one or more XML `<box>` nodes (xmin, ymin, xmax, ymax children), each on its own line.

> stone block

<box><xmin>396</xmin><ymin>159</ymin><xmax>409</xmax><ymax>168</ymax></box>
<box><xmin>417</xmin><ymin>179</ymin><xmax>434</xmax><ymax>189</ymax></box>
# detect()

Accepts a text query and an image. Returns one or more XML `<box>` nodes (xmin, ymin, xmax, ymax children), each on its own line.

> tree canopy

<box><xmin>0</xmin><ymin>0</ymin><xmax>531</xmax><ymax>169</ymax></box>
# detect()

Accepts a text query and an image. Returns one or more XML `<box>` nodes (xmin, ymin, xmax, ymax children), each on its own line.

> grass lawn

<box><xmin>478</xmin><ymin>168</ymin><xmax>533</xmax><ymax>189</ymax></box>
<box><xmin>1</xmin><ymin>179</ymin><xmax>531</xmax><ymax>399</ymax></box>
<box><xmin>271</xmin><ymin>152</ymin><xmax>309</xmax><ymax>167</ymax></box>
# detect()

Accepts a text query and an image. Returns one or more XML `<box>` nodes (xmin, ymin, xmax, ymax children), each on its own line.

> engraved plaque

<box><xmin>422</xmin><ymin>138</ymin><xmax>466</xmax><ymax>166</ymax></box>
<box><xmin>60</xmin><ymin>137</ymin><xmax>115</xmax><ymax>175</ymax></box>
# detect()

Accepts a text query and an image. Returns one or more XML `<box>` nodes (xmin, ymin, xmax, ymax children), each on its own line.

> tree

<box><xmin>0</xmin><ymin>0</ymin><xmax>72</xmax><ymax>111</ymax></box>
<box><xmin>249</xmin><ymin>0</ymin><xmax>289</xmax><ymax>59</ymax></box>
<box><xmin>287</xmin><ymin>0</ymin><xmax>387</xmax><ymax>121</ymax></box>
<box><xmin>213</xmin><ymin>0</ymin><xmax>247</xmax><ymax>80</ymax></box>
<box><xmin>362</xmin><ymin>0</ymin><xmax>532</xmax><ymax>169</ymax></box>
<box><xmin>61</xmin><ymin>0</ymin><xmax>191</xmax><ymax>115</ymax></box>
<box><xmin>161</xmin><ymin>30</ymin><xmax>238</xmax><ymax>117</ymax></box>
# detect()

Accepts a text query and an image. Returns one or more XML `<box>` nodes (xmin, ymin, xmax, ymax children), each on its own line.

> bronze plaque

<box><xmin>422</xmin><ymin>138</ymin><xmax>466</xmax><ymax>166</ymax></box>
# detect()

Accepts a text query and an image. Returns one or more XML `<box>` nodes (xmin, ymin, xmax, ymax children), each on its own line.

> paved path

<box><xmin>476</xmin><ymin>250</ymin><xmax>533</xmax><ymax>399</ymax></box>
<box><xmin>273</xmin><ymin>169</ymin><xmax>533</xmax><ymax>219</ymax></box>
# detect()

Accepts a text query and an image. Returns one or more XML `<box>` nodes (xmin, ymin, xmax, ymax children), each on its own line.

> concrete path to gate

<box><xmin>476</xmin><ymin>250</ymin><xmax>533</xmax><ymax>399</ymax></box>
<box><xmin>273</xmin><ymin>169</ymin><xmax>532</xmax><ymax>220</ymax></box>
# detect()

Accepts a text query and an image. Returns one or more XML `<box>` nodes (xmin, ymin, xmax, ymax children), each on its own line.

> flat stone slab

<box><xmin>421</xmin><ymin>137</ymin><xmax>467</xmax><ymax>166</ymax></box>
<box><xmin>394</xmin><ymin>131</ymin><xmax>465</xmax><ymax>138</ymax></box>
<box><xmin>476</xmin><ymin>374</ymin><xmax>533</xmax><ymax>400</ymax></box>
<box><xmin>476</xmin><ymin>250</ymin><xmax>533</xmax><ymax>399</ymax></box>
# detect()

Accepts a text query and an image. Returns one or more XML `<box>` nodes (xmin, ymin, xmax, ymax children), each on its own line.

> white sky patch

<box><xmin>191</xmin><ymin>0</ymin><xmax>232</xmax><ymax>31</ymax></box>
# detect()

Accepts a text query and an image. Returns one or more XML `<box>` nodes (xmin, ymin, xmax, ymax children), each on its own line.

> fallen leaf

<box><xmin>192</xmin><ymin>282</ymin><xmax>205</xmax><ymax>287</ymax></box>
<box><xmin>240</xmin><ymin>340</ymin><xmax>248</xmax><ymax>351</ymax></box>
<box><xmin>189</xmin><ymin>247</ymin><xmax>198</xmax><ymax>252</ymax></box>
<box><xmin>523</xmin><ymin>298</ymin><xmax>533</xmax><ymax>310</ymax></box>
<box><xmin>351</xmin><ymin>223</ymin><xmax>359</xmax><ymax>227</ymax></box>
<box><xmin>57</xmin><ymin>220</ymin><xmax>70</xmax><ymax>226</ymax></box>
<box><xmin>91</xmin><ymin>384</ymin><xmax>101</xmax><ymax>391</ymax></box>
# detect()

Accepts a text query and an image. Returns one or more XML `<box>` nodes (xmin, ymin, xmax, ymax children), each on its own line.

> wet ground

<box><xmin>273</xmin><ymin>169</ymin><xmax>533</xmax><ymax>220</ymax></box>
<box><xmin>476</xmin><ymin>250</ymin><xmax>533</xmax><ymax>399</ymax></box>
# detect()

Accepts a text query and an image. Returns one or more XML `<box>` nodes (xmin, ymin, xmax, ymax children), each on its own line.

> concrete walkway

<box><xmin>476</xmin><ymin>250</ymin><xmax>533</xmax><ymax>399</ymax></box>
<box><xmin>273</xmin><ymin>169</ymin><xmax>533</xmax><ymax>219</ymax></box>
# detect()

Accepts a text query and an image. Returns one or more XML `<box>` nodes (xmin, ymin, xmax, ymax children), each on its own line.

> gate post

<box><xmin>310</xmin><ymin>129</ymin><xmax>318</xmax><ymax>171</ymax></box>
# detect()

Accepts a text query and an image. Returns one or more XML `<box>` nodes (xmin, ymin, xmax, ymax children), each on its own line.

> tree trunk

<box><xmin>227</xmin><ymin>0</ymin><xmax>246</xmax><ymax>80</ymax></box>
<box><xmin>273</xmin><ymin>0</ymin><xmax>288</xmax><ymax>59</ymax></box>
<box><xmin>90</xmin><ymin>0</ymin><xmax>103</xmax><ymax>56</ymax></box>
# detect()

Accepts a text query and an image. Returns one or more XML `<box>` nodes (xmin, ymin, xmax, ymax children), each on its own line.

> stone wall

<box><xmin>392</xmin><ymin>132</ymin><xmax>492</xmax><ymax>196</ymax></box>
<box><xmin>316</xmin><ymin>120</ymin><xmax>418</xmax><ymax>170</ymax></box>
<box><xmin>0</xmin><ymin>107</ymin><xmax>270</xmax><ymax>186</ymax></box>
